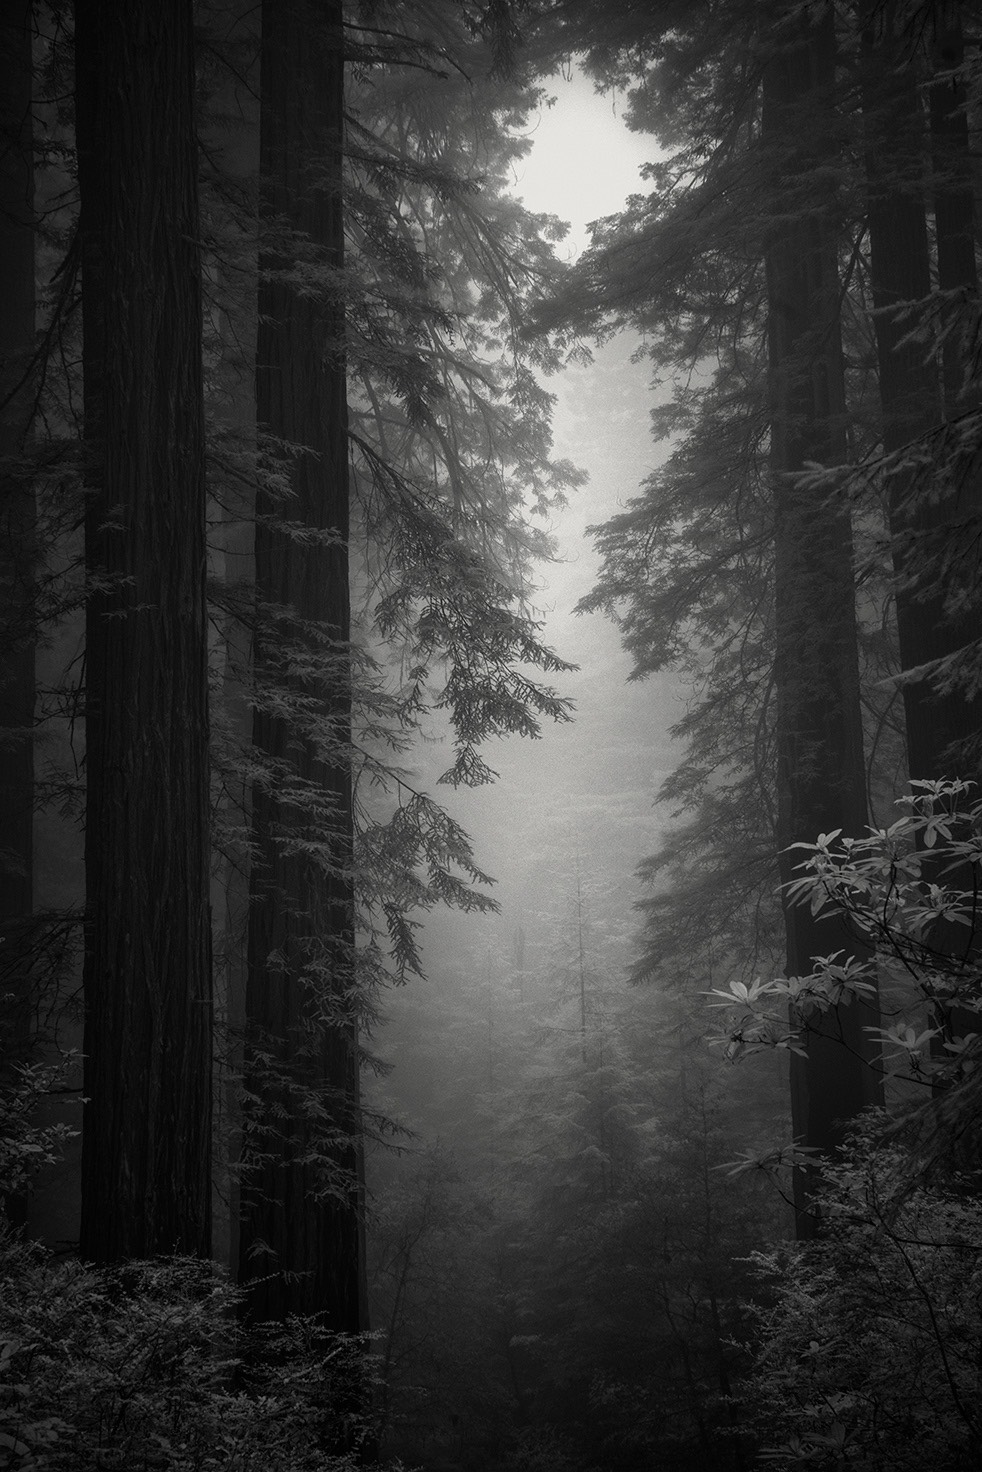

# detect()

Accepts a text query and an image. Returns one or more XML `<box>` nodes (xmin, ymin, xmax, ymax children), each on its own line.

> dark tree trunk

<box><xmin>861</xmin><ymin>3</ymin><xmax>982</xmax><ymax>789</ymax></box>
<box><xmin>862</xmin><ymin>3</ymin><xmax>982</xmax><ymax>1059</ymax></box>
<box><xmin>929</xmin><ymin>4</ymin><xmax>977</xmax><ymax>418</ymax></box>
<box><xmin>0</xmin><ymin>0</ymin><xmax>36</xmax><ymax>1228</ymax></box>
<box><xmin>238</xmin><ymin>0</ymin><xmax>362</xmax><ymax>1332</ymax></box>
<box><xmin>75</xmin><ymin>0</ymin><xmax>213</xmax><ymax>1261</ymax></box>
<box><xmin>764</xmin><ymin>2</ymin><xmax>882</xmax><ymax>1238</ymax></box>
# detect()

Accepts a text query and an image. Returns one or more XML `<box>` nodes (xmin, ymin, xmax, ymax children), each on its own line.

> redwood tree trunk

<box><xmin>861</xmin><ymin>2</ymin><xmax>982</xmax><ymax>789</ymax></box>
<box><xmin>0</xmin><ymin>0</ymin><xmax>36</xmax><ymax>1229</ymax></box>
<box><xmin>76</xmin><ymin>0</ymin><xmax>213</xmax><ymax>1261</ymax></box>
<box><xmin>862</xmin><ymin>3</ymin><xmax>982</xmax><ymax>1056</ymax></box>
<box><xmin>0</xmin><ymin>0</ymin><xmax>36</xmax><ymax>1065</ymax></box>
<box><xmin>238</xmin><ymin>0</ymin><xmax>362</xmax><ymax>1331</ymax></box>
<box><xmin>764</xmin><ymin>2</ymin><xmax>882</xmax><ymax>1238</ymax></box>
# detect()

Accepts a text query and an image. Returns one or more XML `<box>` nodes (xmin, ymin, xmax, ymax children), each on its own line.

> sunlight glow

<box><xmin>515</xmin><ymin>67</ymin><xmax>656</xmax><ymax>257</ymax></box>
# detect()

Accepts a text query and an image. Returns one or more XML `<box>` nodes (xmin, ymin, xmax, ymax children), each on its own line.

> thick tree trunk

<box><xmin>76</xmin><ymin>0</ymin><xmax>213</xmax><ymax>1261</ymax></box>
<box><xmin>238</xmin><ymin>0</ymin><xmax>362</xmax><ymax>1331</ymax></box>
<box><xmin>764</xmin><ymin>2</ymin><xmax>882</xmax><ymax>1238</ymax></box>
<box><xmin>862</xmin><ymin>5</ymin><xmax>982</xmax><ymax>1057</ymax></box>
<box><xmin>861</xmin><ymin>3</ymin><xmax>982</xmax><ymax>788</ymax></box>
<box><xmin>0</xmin><ymin>0</ymin><xmax>36</xmax><ymax>1227</ymax></box>
<box><xmin>198</xmin><ymin>0</ymin><xmax>263</xmax><ymax>1275</ymax></box>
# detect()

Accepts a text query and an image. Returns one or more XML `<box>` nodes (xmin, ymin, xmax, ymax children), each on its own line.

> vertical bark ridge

<box><xmin>0</xmin><ymin>0</ymin><xmax>37</xmax><ymax>1229</ymax></box>
<box><xmin>76</xmin><ymin>0</ymin><xmax>212</xmax><ymax>1261</ymax></box>
<box><xmin>239</xmin><ymin>0</ymin><xmax>362</xmax><ymax>1331</ymax></box>
<box><xmin>764</xmin><ymin>1</ymin><xmax>883</xmax><ymax>1237</ymax></box>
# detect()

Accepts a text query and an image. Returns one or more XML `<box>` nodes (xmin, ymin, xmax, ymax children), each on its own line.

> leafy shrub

<box><xmin>0</xmin><ymin>1051</ymin><xmax>78</xmax><ymax>1202</ymax></box>
<box><xmin>0</xmin><ymin>1236</ymin><xmax>385</xmax><ymax>1471</ymax></box>
<box><xmin>708</xmin><ymin>778</ymin><xmax>982</xmax><ymax>1087</ymax></box>
<box><xmin>741</xmin><ymin>1125</ymin><xmax>982</xmax><ymax>1470</ymax></box>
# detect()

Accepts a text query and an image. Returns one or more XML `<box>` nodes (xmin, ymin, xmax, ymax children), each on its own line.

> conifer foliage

<box><xmin>238</xmin><ymin>0</ymin><xmax>360</xmax><ymax>1331</ymax></box>
<box><xmin>536</xmin><ymin>0</ymin><xmax>982</xmax><ymax>1229</ymax></box>
<box><xmin>229</xmin><ymin>0</ymin><xmax>580</xmax><ymax>1327</ymax></box>
<box><xmin>2</xmin><ymin>0</ymin><xmax>581</xmax><ymax>1320</ymax></box>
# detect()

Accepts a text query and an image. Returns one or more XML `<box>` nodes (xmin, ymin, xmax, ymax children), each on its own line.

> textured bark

<box><xmin>76</xmin><ymin>0</ymin><xmax>213</xmax><ymax>1261</ymax></box>
<box><xmin>764</xmin><ymin>2</ymin><xmax>882</xmax><ymax>1238</ymax></box>
<box><xmin>861</xmin><ymin>3</ymin><xmax>982</xmax><ymax>788</ymax></box>
<box><xmin>198</xmin><ymin>0</ymin><xmax>262</xmax><ymax>1275</ymax></box>
<box><xmin>238</xmin><ymin>0</ymin><xmax>362</xmax><ymax>1331</ymax></box>
<box><xmin>862</xmin><ymin>3</ymin><xmax>982</xmax><ymax>1059</ymax></box>
<box><xmin>0</xmin><ymin>0</ymin><xmax>36</xmax><ymax>1228</ymax></box>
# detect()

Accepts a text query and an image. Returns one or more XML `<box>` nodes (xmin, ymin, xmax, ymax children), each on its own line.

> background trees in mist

<box><xmin>542</xmin><ymin>0</ymin><xmax>982</xmax><ymax>1219</ymax></box>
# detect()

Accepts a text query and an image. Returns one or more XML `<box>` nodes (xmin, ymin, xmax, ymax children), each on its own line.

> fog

<box><xmin>403</xmin><ymin>71</ymin><xmax>680</xmax><ymax>981</ymax></box>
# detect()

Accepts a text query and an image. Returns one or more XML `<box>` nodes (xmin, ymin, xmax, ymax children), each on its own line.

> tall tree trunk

<box><xmin>862</xmin><ymin>3</ymin><xmax>982</xmax><ymax>1056</ymax></box>
<box><xmin>764</xmin><ymin>1</ymin><xmax>882</xmax><ymax>1238</ymax></box>
<box><xmin>198</xmin><ymin>0</ymin><xmax>263</xmax><ymax>1274</ymax></box>
<box><xmin>75</xmin><ymin>0</ymin><xmax>213</xmax><ymax>1261</ymax></box>
<box><xmin>238</xmin><ymin>0</ymin><xmax>362</xmax><ymax>1331</ymax></box>
<box><xmin>0</xmin><ymin>0</ymin><xmax>36</xmax><ymax>1228</ymax></box>
<box><xmin>929</xmin><ymin>2</ymin><xmax>977</xmax><ymax>419</ymax></box>
<box><xmin>861</xmin><ymin>2</ymin><xmax>981</xmax><ymax>789</ymax></box>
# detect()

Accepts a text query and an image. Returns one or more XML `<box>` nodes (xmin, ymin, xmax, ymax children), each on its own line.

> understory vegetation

<box><xmin>0</xmin><ymin>1243</ymin><xmax>378</xmax><ymax>1471</ymax></box>
<box><xmin>5</xmin><ymin>782</ymin><xmax>982</xmax><ymax>1469</ymax></box>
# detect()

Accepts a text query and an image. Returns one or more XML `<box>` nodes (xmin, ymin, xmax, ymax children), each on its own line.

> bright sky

<box><xmin>513</xmin><ymin>67</ymin><xmax>656</xmax><ymax>256</ymax></box>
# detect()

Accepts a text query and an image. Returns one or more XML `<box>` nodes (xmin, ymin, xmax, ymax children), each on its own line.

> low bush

<box><xmin>0</xmin><ymin>1236</ymin><xmax>383</xmax><ymax>1472</ymax></box>
<box><xmin>740</xmin><ymin>1126</ymin><xmax>982</xmax><ymax>1470</ymax></box>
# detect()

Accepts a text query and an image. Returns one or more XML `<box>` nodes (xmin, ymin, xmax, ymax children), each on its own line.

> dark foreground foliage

<box><xmin>0</xmin><ymin>1239</ymin><xmax>386</xmax><ymax>1472</ymax></box>
<box><xmin>743</xmin><ymin>1125</ymin><xmax>982</xmax><ymax>1471</ymax></box>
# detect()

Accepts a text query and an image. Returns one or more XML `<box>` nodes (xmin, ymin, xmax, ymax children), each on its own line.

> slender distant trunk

<box><xmin>76</xmin><ymin>0</ymin><xmax>212</xmax><ymax>1261</ymax></box>
<box><xmin>925</xmin><ymin>4</ymin><xmax>982</xmax><ymax>785</ymax></box>
<box><xmin>238</xmin><ymin>0</ymin><xmax>362</xmax><ymax>1331</ymax></box>
<box><xmin>764</xmin><ymin>1</ymin><xmax>882</xmax><ymax>1238</ymax></box>
<box><xmin>0</xmin><ymin>0</ymin><xmax>36</xmax><ymax>1226</ymax></box>
<box><xmin>929</xmin><ymin>5</ymin><xmax>977</xmax><ymax>419</ymax></box>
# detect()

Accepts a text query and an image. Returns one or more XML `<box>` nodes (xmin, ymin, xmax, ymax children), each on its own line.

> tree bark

<box><xmin>0</xmin><ymin>0</ymin><xmax>36</xmax><ymax>1228</ymax></box>
<box><xmin>238</xmin><ymin>0</ymin><xmax>362</xmax><ymax>1331</ymax></box>
<box><xmin>929</xmin><ymin>3</ymin><xmax>977</xmax><ymax>418</ymax></box>
<box><xmin>76</xmin><ymin>0</ymin><xmax>213</xmax><ymax>1261</ymax></box>
<box><xmin>861</xmin><ymin>3</ymin><xmax>982</xmax><ymax>1064</ymax></box>
<box><xmin>861</xmin><ymin>2</ymin><xmax>982</xmax><ymax>789</ymax></box>
<box><xmin>764</xmin><ymin>1</ymin><xmax>883</xmax><ymax>1238</ymax></box>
